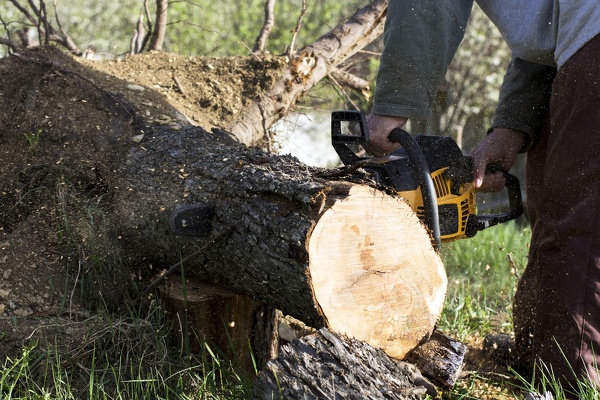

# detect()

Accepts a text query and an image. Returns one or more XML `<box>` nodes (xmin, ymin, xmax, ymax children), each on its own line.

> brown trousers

<box><xmin>513</xmin><ymin>33</ymin><xmax>600</xmax><ymax>392</ymax></box>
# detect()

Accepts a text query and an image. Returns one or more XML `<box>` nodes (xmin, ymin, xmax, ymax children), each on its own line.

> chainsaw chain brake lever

<box><xmin>331</xmin><ymin>110</ymin><xmax>369</xmax><ymax>165</ymax></box>
<box><xmin>465</xmin><ymin>164</ymin><xmax>524</xmax><ymax>237</ymax></box>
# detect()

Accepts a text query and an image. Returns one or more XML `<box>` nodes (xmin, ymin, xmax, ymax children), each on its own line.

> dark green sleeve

<box><xmin>491</xmin><ymin>57</ymin><xmax>556</xmax><ymax>151</ymax></box>
<box><xmin>372</xmin><ymin>0</ymin><xmax>474</xmax><ymax>118</ymax></box>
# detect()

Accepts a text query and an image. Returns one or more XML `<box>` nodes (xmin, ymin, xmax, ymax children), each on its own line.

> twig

<box><xmin>329</xmin><ymin>68</ymin><xmax>371</xmax><ymax>99</ymax></box>
<box><xmin>139</xmin><ymin>227</ymin><xmax>233</xmax><ymax>298</ymax></box>
<box><xmin>258</xmin><ymin>103</ymin><xmax>272</xmax><ymax>153</ymax></box>
<box><xmin>507</xmin><ymin>253</ymin><xmax>520</xmax><ymax>279</ymax></box>
<box><xmin>253</xmin><ymin>0</ymin><xmax>276</xmax><ymax>53</ymax></box>
<box><xmin>70</xmin><ymin>259</ymin><xmax>82</xmax><ymax>320</ymax></box>
<box><xmin>173</xmin><ymin>74</ymin><xmax>185</xmax><ymax>94</ymax></box>
<box><xmin>0</xmin><ymin>37</ymin><xmax>19</xmax><ymax>53</ymax></box>
<box><xmin>288</xmin><ymin>0</ymin><xmax>307</xmax><ymax>57</ymax></box>
<box><xmin>328</xmin><ymin>72</ymin><xmax>361</xmax><ymax>110</ymax></box>
<box><xmin>314</xmin><ymin>160</ymin><xmax>369</xmax><ymax>178</ymax></box>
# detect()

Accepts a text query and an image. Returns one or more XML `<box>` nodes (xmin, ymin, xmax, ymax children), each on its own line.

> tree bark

<box><xmin>252</xmin><ymin>328</ymin><xmax>438</xmax><ymax>400</ymax></box>
<box><xmin>148</xmin><ymin>0</ymin><xmax>168</xmax><ymax>51</ymax></box>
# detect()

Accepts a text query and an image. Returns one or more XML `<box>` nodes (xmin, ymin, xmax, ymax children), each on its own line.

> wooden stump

<box><xmin>163</xmin><ymin>276</ymin><xmax>278</xmax><ymax>374</ymax></box>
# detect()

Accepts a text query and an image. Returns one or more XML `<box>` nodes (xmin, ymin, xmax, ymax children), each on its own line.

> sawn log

<box><xmin>0</xmin><ymin>47</ymin><xmax>447</xmax><ymax>361</ymax></box>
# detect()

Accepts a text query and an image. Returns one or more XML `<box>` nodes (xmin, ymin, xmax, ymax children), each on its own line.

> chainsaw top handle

<box><xmin>388</xmin><ymin>128</ymin><xmax>441</xmax><ymax>250</ymax></box>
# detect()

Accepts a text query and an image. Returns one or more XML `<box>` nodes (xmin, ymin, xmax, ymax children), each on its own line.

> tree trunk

<box><xmin>252</xmin><ymin>328</ymin><xmax>438</xmax><ymax>400</ymax></box>
<box><xmin>0</xmin><ymin>32</ymin><xmax>446</xmax><ymax>362</ymax></box>
<box><xmin>120</xmin><ymin>122</ymin><xmax>446</xmax><ymax>359</ymax></box>
<box><xmin>148</xmin><ymin>0</ymin><xmax>168</xmax><ymax>51</ymax></box>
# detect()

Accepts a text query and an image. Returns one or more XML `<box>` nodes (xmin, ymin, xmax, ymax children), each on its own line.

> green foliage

<box><xmin>0</xmin><ymin>0</ymin><xmax>367</xmax><ymax>57</ymax></box>
<box><xmin>166</xmin><ymin>0</ymin><xmax>367</xmax><ymax>56</ymax></box>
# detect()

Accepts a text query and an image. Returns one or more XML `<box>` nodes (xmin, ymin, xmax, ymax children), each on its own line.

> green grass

<box><xmin>438</xmin><ymin>220</ymin><xmax>530</xmax><ymax>340</ymax></box>
<box><xmin>0</xmin><ymin>304</ymin><xmax>255</xmax><ymax>400</ymax></box>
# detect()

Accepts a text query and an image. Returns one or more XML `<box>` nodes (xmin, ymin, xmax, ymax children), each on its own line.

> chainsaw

<box><xmin>331</xmin><ymin>110</ymin><xmax>524</xmax><ymax>249</ymax></box>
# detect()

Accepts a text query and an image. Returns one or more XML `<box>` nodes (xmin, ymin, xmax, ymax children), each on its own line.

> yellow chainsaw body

<box><xmin>397</xmin><ymin>167</ymin><xmax>476</xmax><ymax>242</ymax></box>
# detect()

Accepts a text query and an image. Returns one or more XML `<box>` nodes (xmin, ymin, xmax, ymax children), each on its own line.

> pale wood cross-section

<box><xmin>309</xmin><ymin>185</ymin><xmax>447</xmax><ymax>359</ymax></box>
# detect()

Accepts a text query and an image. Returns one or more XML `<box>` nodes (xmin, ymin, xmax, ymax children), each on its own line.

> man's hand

<box><xmin>365</xmin><ymin>113</ymin><xmax>409</xmax><ymax>156</ymax></box>
<box><xmin>469</xmin><ymin>128</ymin><xmax>526</xmax><ymax>192</ymax></box>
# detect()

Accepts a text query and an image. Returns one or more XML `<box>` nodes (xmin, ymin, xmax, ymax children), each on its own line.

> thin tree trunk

<box><xmin>253</xmin><ymin>0</ymin><xmax>276</xmax><ymax>53</ymax></box>
<box><xmin>148</xmin><ymin>0</ymin><xmax>168</xmax><ymax>51</ymax></box>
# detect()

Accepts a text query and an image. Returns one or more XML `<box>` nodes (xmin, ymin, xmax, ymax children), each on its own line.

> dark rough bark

<box><xmin>405</xmin><ymin>330</ymin><xmax>467</xmax><ymax>387</ymax></box>
<box><xmin>117</xmin><ymin>122</ymin><xmax>336</xmax><ymax>327</ymax></box>
<box><xmin>252</xmin><ymin>328</ymin><xmax>438</xmax><ymax>400</ymax></box>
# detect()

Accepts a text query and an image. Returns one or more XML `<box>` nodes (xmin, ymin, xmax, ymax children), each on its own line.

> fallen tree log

<box><xmin>0</xmin><ymin>46</ymin><xmax>446</xmax><ymax>360</ymax></box>
<box><xmin>252</xmin><ymin>328</ymin><xmax>438</xmax><ymax>400</ymax></box>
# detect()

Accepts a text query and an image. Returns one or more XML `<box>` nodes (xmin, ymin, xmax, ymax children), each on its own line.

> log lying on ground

<box><xmin>0</xmin><ymin>47</ymin><xmax>446</xmax><ymax>361</ymax></box>
<box><xmin>252</xmin><ymin>328</ymin><xmax>438</xmax><ymax>400</ymax></box>
<box><xmin>139</xmin><ymin>126</ymin><xmax>447</xmax><ymax>358</ymax></box>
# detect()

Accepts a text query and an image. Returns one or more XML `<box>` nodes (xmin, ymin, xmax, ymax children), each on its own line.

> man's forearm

<box><xmin>372</xmin><ymin>0</ymin><xmax>474</xmax><ymax>118</ymax></box>
<box><xmin>491</xmin><ymin>57</ymin><xmax>556</xmax><ymax>151</ymax></box>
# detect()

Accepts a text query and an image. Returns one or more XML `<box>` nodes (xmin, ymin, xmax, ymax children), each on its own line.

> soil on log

<box><xmin>0</xmin><ymin>46</ymin><xmax>446</xmax><ymax>361</ymax></box>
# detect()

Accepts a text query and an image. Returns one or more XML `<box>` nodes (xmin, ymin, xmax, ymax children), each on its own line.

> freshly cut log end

<box><xmin>308</xmin><ymin>185</ymin><xmax>447</xmax><ymax>359</ymax></box>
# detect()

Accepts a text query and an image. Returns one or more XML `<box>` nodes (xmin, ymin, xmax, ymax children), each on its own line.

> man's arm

<box><xmin>372</xmin><ymin>0</ymin><xmax>474</xmax><ymax>118</ymax></box>
<box><xmin>470</xmin><ymin>57</ymin><xmax>556</xmax><ymax>191</ymax></box>
<box><xmin>490</xmin><ymin>57</ymin><xmax>556</xmax><ymax>151</ymax></box>
<box><xmin>368</xmin><ymin>0</ymin><xmax>474</xmax><ymax>154</ymax></box>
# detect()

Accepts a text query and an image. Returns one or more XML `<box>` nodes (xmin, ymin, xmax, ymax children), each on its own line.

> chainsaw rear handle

<box><xmin>465</xmin><ymin>165</ymin><xmax>524</xmax><ymax>237</ymax></box>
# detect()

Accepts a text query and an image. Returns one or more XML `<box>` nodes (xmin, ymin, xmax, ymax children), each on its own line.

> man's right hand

<box><xmin>469</xmin><ymin>127</ymin><xmax>526</xmax><ymax>192</ymax></box>
<box><xmin>365</xmin><ymin>113</ymin><xmax>409</xmax><ymax>156</ymax></box>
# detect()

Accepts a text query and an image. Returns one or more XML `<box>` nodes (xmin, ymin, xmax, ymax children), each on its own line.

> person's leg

<box><xmin>532</xmin><ymin>34</ymin><xmax>600</xmax><ymax>391</ymax></box>
<box><xmin>512</xmin><ymin>116</ymin><xmax>550</xmax><ymax>375</ymax></box>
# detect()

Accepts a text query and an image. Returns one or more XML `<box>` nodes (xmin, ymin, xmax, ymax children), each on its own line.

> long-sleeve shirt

<box><xmin>372</xmin><ymin>0</ymin><xmax>600</xmax><ymax>147</ymax></box>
